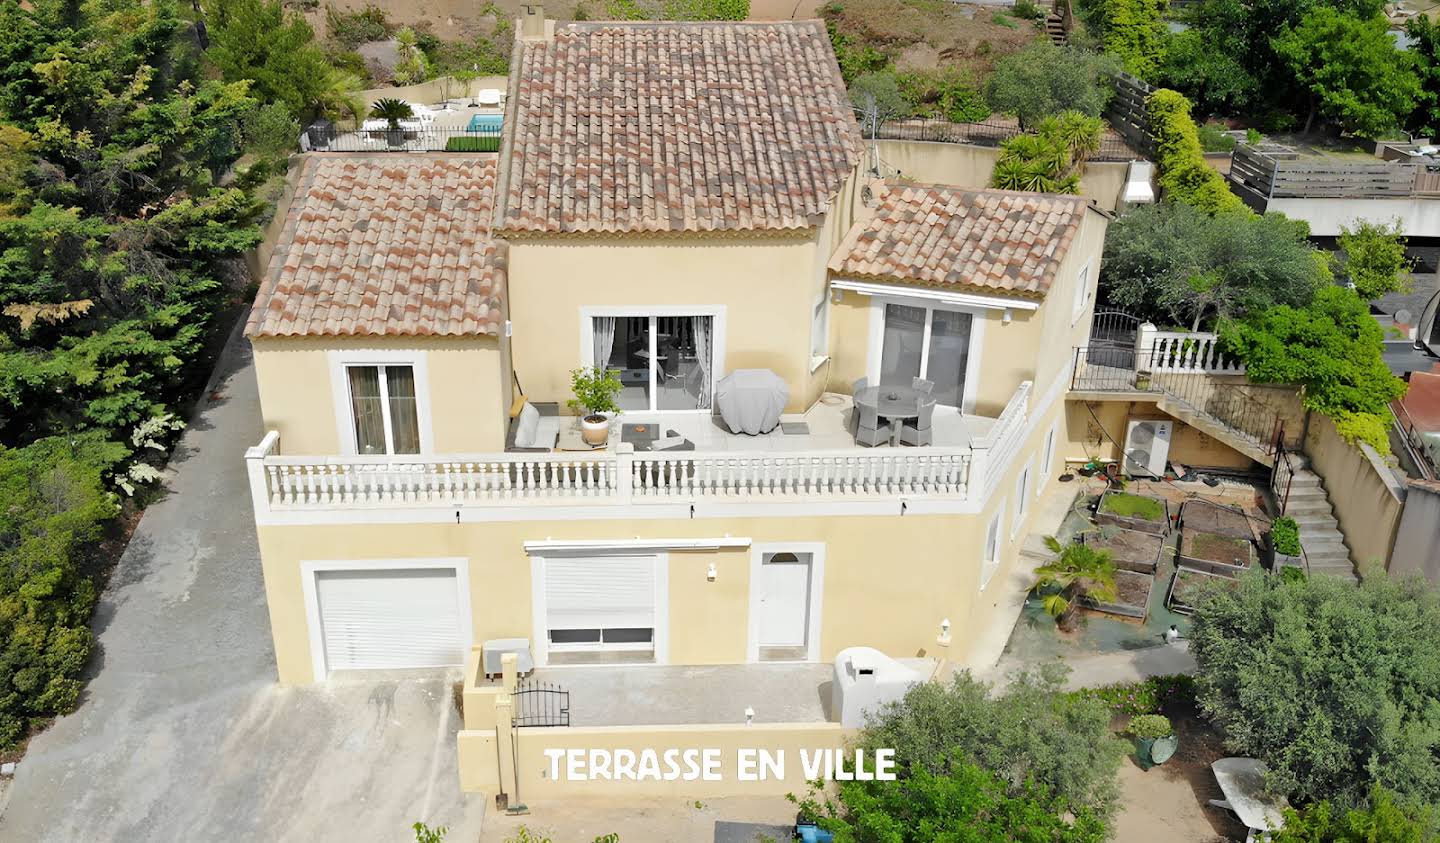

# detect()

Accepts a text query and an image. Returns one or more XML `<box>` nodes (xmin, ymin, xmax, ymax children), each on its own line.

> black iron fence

<box><xmin>511</xmin><ymin>678</ymin><xmax>570</xmax><ymax>728</ymax></box>
<box><xmin>302</xmin><ymin>120</ymin><xmax>500</xmax><ymax>154</ymax></box>
<box><xmin>873</xmin><ymin>118</ymin><xmax>1143</xmax><ymax>161</ymax></box>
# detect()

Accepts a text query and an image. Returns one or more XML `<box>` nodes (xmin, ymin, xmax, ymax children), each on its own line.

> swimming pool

<box><xmin>466</xmin><ymin>113</ymin><xmax>503</xmax><ymax>134</ymax></box>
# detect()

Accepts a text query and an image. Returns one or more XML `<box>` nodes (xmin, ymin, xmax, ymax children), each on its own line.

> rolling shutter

<box><xmin>545</xmin><ymin>555</ymin><xmax>655</xmax><ymax>631</ymax></box>
<box><xmin>316</xmin><ymin>568</ymin><xmax>463</xmax><ymax>672</ymax></box>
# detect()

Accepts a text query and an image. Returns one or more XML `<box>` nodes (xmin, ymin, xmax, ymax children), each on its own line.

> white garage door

<box><xmin>316</xmin><ymin>568</ymin><xmax>464</xmax><ymax>672</ymax></box>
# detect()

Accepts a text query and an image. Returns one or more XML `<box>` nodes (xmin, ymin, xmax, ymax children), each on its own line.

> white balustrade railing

<box><xmin>1141</xmin><ymin>329</ymin><xmax>1244</xmax><ymax>375</ymax></box>
<box><xmin>246</xmin><ymin>429</ymin><xmax>984</xmax><ymax>513</ymax></box>
<box><xmin>978</xmin><ymin>381</ymin><xmax>1032</xmax><ymax>497</ymax></box>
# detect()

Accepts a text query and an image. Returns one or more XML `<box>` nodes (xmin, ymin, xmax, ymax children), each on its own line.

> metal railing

<box><xmin>1071</xmin><ymin>348</ymin><xmax>1291</xmax><ymax>455</ymax></box>
<box><xmin>873</xmin><ymin>118</ymin><xmax>1143</xmax><ymax>161</ymax></box>
<box><xmin>302</xmin><ymin>123</ymin><xmax>501</xmax><ymax>154</ymax></box>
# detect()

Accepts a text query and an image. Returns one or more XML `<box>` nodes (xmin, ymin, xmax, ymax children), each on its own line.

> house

<box><xmin>237</xmin><ymin>12</ymin><xmax>1196</xmax><ymax>795</ymax></box>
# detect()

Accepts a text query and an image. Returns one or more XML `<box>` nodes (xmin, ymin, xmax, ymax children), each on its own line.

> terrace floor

<box><xmin>578</xmin><ymin>393</ymin><xmax>997</xmax><ymax>454</ymax></box>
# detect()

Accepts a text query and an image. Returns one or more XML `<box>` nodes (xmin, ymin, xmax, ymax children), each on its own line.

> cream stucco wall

<box><xmin>251</xmin><ymin>334</ymin><xmax>508</xmax><ymax>455</ymax></box>
<box><xmin>1063</xmin><ymin>399</ymin><xmax>1257</xmax><ymax>472</ymax></box>
<box><xmin>1304</xmin><ymin>413</ymin><xmax>1406</xmax><ymax>571</ymax></box>
<box><xmin>876</xmin><ymin>140</ymin><xmax>1131</xmax><ymax>212</ymax></box>
<box><xmin>505</xmin><ymin>233</ymin><xmax>825</xmax><ymax>414</ymax></box>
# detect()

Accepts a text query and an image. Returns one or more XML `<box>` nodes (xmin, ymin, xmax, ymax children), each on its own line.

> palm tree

<box><xmin>370</xmin><ymin>98</ymin><xmax>415</xmax><ymax>147</ymax></box>
<box><xmin>1033</xmin><ymin>536</ymin><xmax>1117</xmax><ymax>631</ymax></box>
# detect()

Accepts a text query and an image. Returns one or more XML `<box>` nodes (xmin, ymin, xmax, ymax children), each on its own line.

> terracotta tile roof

<box><xmin>246</xmin><ymin>156</ymin><xmax>506</xmax><ymax>338</ymax></box>
<box><xmin>500</xmin><ymin>21</ymin><xmax>863</xmax><ymax>234</ymax></box>
<box><xmin>828</xmin><ymin>184</ymin><xmax>1089</xmax><ymax>298</ymax></box>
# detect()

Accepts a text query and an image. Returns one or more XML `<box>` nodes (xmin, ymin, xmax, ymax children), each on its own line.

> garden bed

<box><xmin>1178</xmin><ymin>499</ymin><xmax>1255</xmax><ymax>542</ymax></box>
<box><xmin>1179</xmin><ymin>529</ymin><xmax>1255</xmax><ymax>575</ymax></box>
<box><xmin>1083</xmin><ymin>569</ymin><xmax>1155</xmax><ymax>620</ymax></box>
<box><xmin>1167</xmin><ymin>565</ymin><xmax>1240</xmax><ymax>615</ymax></box>
<box><xmin>1084</xmin><ymin>528</ymin><xmax>1168</xmax><ymax>574</ymax></box>
<box><xmin>1095</xmin><ymin>490</ymin><xmax>1171</xmax><ymax>536</ymax></box>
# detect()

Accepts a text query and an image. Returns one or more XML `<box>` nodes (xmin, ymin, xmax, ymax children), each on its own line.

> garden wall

<box><xmin>356</xmin><ymin>74</ymin><xmax>509</xmax><ymax>109</ymax></box>
<box><xmin>1303</xmin><ymin>414</ymin><xmax>1407</xmax><ymax>572</ymax></box>
<box><xmin>1388</xmin><ymin>480</ymin><xmax>1440</xmax><ymax>584</ymax></box>
<box><xmin>875</xmin><ymin>140</ymin><xmax>1129</xmax><ymax>211</ymax></box>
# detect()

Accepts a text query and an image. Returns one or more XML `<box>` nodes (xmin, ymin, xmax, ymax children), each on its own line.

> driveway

<box><xmin>0</xmin><ymin>329</ymin><xmax>485</xmax><ymax>841</ymax></box>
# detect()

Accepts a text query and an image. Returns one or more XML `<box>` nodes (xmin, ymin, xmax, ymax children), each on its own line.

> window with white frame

<box><xmin>1013</xmin><ymin>461</ymin><xmax>1032</xmax><ymax>535</ymax></box>
<box><xmin>810</xmin><ymin>294</ymin><xmax>829</xmax><ymax>363</ymax></box>
<box><xmin>346</xmin><ymin>364</ymin><xmax>420</xmax><ymax>454</ymax></box>
<box><xmin>1071</xmin><ymin>260</ymin><xmax>1094</xmax><ymax>324</ymax></box>
<box><xmin>1040</xmin><ymin>425</ymin><xmax>1057</xmax><ymax>492</ymax></box>
<box><xmin>980</xmin><ymin>503</ymin><xmax>1004</xmax><ymax>590</ymax></box>
<box><xmin>590</xmin><ymin>314</ymin><xmax>715</xmax><ymax>412</ymax></box>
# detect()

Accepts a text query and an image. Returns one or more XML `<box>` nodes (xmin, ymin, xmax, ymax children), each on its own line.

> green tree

<box><xmin>1272</xmin><ymin>8</ymin><xmax>1420</xmax><ymax>137</ymax></box>
<box><xmin>1219</xmin><ymin>286</ymin><xmax>1406</xmax><ymax>450</ymax></box>
<box><xmin>855</xmin><ymin>664</ymin><xmax>1127</xmax><ymax>821</ymax></box>
<box><xmin>205</xmin><ymin>0</ymin><xmax>357</xmax><ymax>120</ymax></box>
<box><xmin>1154</xmin><ymin>28</ymin><xmax>1258</xmax><ymax>116</ymax></box>
<box><xmin>1100</xmin><ymin>202</ymin><xmax>1329</xmax><ymax>329</ymax></box>
<box><xmin>1189</xmin><ymin>572</ymin><xmax>1440</xmax><ymax>809</ymax></box>
<box><xmin>1273</xmin><ymin>786</ymin><xmax>1434</xmax><ymax>843</ymax></box>
<box><xmin>1145</xmin><ymin>88</ymin><xmax>1250</xmax><ymax>215</ymax></box>
<box><xmin>991</xmin><ymin>111</ymin><xmax>1102</xmax><ymax>194</ymax></box>
<box><xmin>985</xmin><ymin>42</ymin><xmax>1120</xmax><ymax>130</ymax></box>
<box><xmin>1337</xmin><ymin>219</ymin><xmax>1411</xmax><ymax>301</ymax></box>
<box><xmin>850</xmin><ymin>71</ymin><xmax>910</xmax><ymax>135</ymax></box>
<box><xmin>1407</xmin><ymin>16</ymin><xmax>1440</xmax><ymax>136</ymax></box>
<box><xmin>1076</xmin><ymin>0</ymin><xmax>1167</xmax><ymax>79</ymax></box>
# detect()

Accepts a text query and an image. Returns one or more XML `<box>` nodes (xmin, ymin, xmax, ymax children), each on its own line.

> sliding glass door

<box><xmin>877</xmin><ymin>303</ymin><xmax>975</xmax><ymax>409</ymax></box>
<box><xmin>592</xmin><ymin>315</ymin><xmax>714</xmax><ymax>411</ymax></box>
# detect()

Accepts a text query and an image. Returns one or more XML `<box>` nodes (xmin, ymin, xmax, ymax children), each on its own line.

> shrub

<box><xmin>1273</xmin><ymin>785</ymin><xmax>1434</xmax><ymax>842</ymax></box>
<box><xmin>325</xmin><ymin>4</ymin><xmax>393</xmax><ymax>49</ymax></box>
<box><xmin>1190</xmin><ymin>571</ymin><xmax>1440</xmax><ymax>808</ymax></box>
<box><xmin>896</xmin><ymin>68</ymin><xmax>990</xmax><ymax>123</ymax></box>
<box><xmin>445</xmin><ymin>135</ymin><xmax>500</xmax><ymax>152</ymax></box>
<box><xmin>1078</xmin><ymin>0</ymin><xmax>1167</xmax><ymax>79</ymax></box>
<box><xmin>663</xmin><ymin>0</ymin><xmax>749</xmax><ymax>19</ymax></box>
<box><xmin>1270</xmin><ymin>516</ymin><xmax>1301</xmax><ymax>557</ymax></box>
<box><xmin>1125</xmin><ymin>714</ymin><xmax>1173</xmax><ymax>739</ymax></box>
<box><xmin>1332</xmin><ymin>410</ymin><xmax>1393</xmax><ymax>453</ymax></box>
<box><xmin>991</xmin><ymin>11</ymin><xmax>1018</xmax><ymax>28</ymax></box>
<box><xmin>1145</xmin><ymin>88</ymin><xmax>1250</xmax><ymax>214</ymax></box>
<box><xmin>1070</xmin><ymin>675</ymin><xmax>1196</xmax><ymax>717</ymax></box>
<box><xmin>986</xmin><ymin>41</ymin><xmax>1120</xmax><ymax>129</ymax></box>
<box><xmin>1245</xmin><ymin>127</ymin><xmax>1262</xmax><ymax>145</ymax></box>
<box><xmin>1196</xmin><ymin>121</ymin><xmax>1236</xmax><ymax>152</ymax></box>
<box><xmin>1337</xmin><ymin>220</ymin><xmax>1412</xmax><ymax>301</ymax></box>
<box><xmin>1013</xmin><ymin>0</ymin><xmax>1044</xmax><ymax>22</ymax></box>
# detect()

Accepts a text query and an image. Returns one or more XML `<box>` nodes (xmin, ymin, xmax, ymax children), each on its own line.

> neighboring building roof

<box><xmin>828</xmin><ymin>184</ymin><xmax>1089</xmax><ymax>298</ymax></box>
<box><xmin>1398</xmin><ymin>369</ymin><xmax>1440</xmax><ymax>431</ymax></box>
<box><xmin>246</xmin><ymin>155</ymin><xmax>506</xmax><ymax>339</ymax></box>
<box><xmin>499</xmin><ymin>21</ymin><xmax>863</xmax><ymax>235</ymax></box>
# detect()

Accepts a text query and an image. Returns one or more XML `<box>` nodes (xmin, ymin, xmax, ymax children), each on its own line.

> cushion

<box><xmin>513</xmin><ymin>402</ymin><xmax>541</xmax><ymax>448</ymax></box>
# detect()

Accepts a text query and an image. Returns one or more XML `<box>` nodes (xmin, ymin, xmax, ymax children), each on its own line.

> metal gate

<box><xmin>1270</xmin><ymin>423</ymin><xmax>1294</xmax><ymax>515</ymax></box>
<box><xmin>1086</xmin><ymin>309</ymin><xmax>1142</xmax><ymax>369</ymax></box>
<box><xmin>511</xmin><ymin>678</ymin><xmax>570</xmax><ymax>727</ymax></box>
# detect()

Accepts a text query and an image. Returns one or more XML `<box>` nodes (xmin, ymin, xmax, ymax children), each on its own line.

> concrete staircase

<box><xmin>1280</xmin><ymin>458</ymin><xmax>1357</xmax><ymax>580</ymax></box>
<box><xmin>1045</xmin><ymin>12</ymin><xmax>1068</xmax><ymax>45</ymax></box>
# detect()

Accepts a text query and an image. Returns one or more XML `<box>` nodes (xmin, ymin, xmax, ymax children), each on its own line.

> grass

<box><xmin>1099</xmin><ymin>492</ymin><xmax>1166</xmax><ymax>522</ymax></box>
<box><xmin>445</xmin><ymin>135</ymin><xmax>500</xmax><ymax>152</ymax></box>
<box><xmin>991</xmin><ymin>11</ymin><xmax>1018</xmax><ymax>27</ymax></box>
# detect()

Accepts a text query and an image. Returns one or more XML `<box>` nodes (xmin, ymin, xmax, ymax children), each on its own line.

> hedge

<box><xmin>445</xmin><ymin>135</ymin><xmax>500</xmax><ymax>152</ymax></box>
<box><xmin>1144</xmin><ymin>89</ymin><xmax>1250</xmax><ymax>215</ymax></box>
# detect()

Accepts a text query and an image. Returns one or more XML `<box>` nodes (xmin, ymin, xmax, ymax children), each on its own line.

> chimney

<box><xmin>520</xmin><ymin>4</ymin><xmax>550</xmax><ymax>40</ymax></box>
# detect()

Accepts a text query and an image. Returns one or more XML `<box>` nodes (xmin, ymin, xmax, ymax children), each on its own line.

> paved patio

<box><xmin>584</xmin><ymin>394</ymin><xmax>997</xmax><ymax>454</ymax></box>
<box><xmin>533</xmin><ymin>663</ymin><xmax>836</xmax><ymax>726</ymax></box>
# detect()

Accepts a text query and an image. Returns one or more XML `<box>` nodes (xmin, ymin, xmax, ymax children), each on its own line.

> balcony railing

<box><xmin>243</xmin><ymin>382</ymin><xmax>1034</xmax><ymax>521</ymax></box>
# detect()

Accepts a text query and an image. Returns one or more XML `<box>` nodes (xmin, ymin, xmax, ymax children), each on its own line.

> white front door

<box><xmin>315</xmin><ymin>568</ymin><xmax>465</xmax><ymax>673</ymax></box>
<box><xmin>756</xmin><ymin>552</ymin><xmax>812</xmax><ymax>649</ymax></box>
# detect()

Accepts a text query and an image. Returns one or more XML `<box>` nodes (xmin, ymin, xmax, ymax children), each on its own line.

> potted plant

<box><xmin>370</xmin><ymin>97</ymin><xmax>414</xmax><ymax>147</ymax></box>
<box><xmin>569</xmin><ymin>366</ymin><xmax>623</xmax><ymax>446</ymax></box>
<box><xmin>1126</xmin><ymin>714</ymin><xmax>1177</xmax><ymax>767</ymax></box>
<box><xmin>1271</xmin><ymin>515</ymin><xmax>1303</xmax><ymax>569</ymax></box>
<box><xmin>1033</xmin><ymin>536</ymin><xmax>1118</xmax><ymax>632</ymax></box>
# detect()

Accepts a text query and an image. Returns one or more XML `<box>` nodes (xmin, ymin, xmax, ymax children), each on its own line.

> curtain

<box><xmin>592</xmin><ymin>316</ymin><xmax>618</xmax><ymax>371</ymax></box>
<box><xmin>348</xmin><ymin>366</ymin><xmax>386</xmax><ymax>454</ymax></box>
<box><xmin>692</xmin><ymin>315</ymin><xmax>712</xmax><ymax>409</ymax></box>
<box><xmin>385</xmin><ymin>365</ymin><xmax>421</xmax><ymax>454</ymax></box>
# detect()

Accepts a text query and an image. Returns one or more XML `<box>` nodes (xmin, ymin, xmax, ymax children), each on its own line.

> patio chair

<box><xmin>912</xmin><ymin>377</ymin><xmax>934</xmax><ymax>393</ymax></box>
<box><xmin>899</xmin><ymin>395</ymin><xmax>936</xmax><ymax>446</ymax></box>
<box><xmin>850</xmin><ymin>377</ymin><xmax>868</xmax><ymax>433</ymax></box>
<box><xmin>855</xmin><ymin>399</ymin><xmax>889</xmax><ymax>447</ymax></box>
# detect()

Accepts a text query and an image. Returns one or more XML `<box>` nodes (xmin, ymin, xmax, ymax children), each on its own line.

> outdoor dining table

<box><xmin>856</xmin><ymin>384</ymin><xmax>924</xmax><ymax>446</ymax></box>
<box><xmin>1208</xmin><ymin>758</ymin><xmax>1287</xmax><ymax>842</ymax></box>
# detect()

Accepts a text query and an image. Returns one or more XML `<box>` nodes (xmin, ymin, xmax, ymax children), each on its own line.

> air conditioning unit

<box><xmin>1123</xmin><ymin>420</ymin><xmax>1172</xmax><ymax>478</ymax></box>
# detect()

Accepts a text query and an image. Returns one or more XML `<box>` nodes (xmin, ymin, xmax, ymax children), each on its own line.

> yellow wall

<box><xmin>1305</xmin><ymin>413</ymin><xmax>1406</xmax><ymax>571</ymax></box>
<box><xmin>505</xmin><ymin>233</ymin><xmax>824</xmax><ymax>414</ymax></box>
<box><xmin>876</xmin><ymin>140</ymin><xmax>1131</xmax><ymax>212</ymax></box>
<box><xmin>460</xmin><ymin>722</ymin><xmax>854</xmax><ymax>797</ymax></box>
<box><xmin>251</xmin><ymin>334</ymin><xmax>508</xmax><ymax>455</ymax></box>
<box><xmin>1063</xmin><ymin>399</ymin><xmax>1257</xmax><ymax>471</ymax></box>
